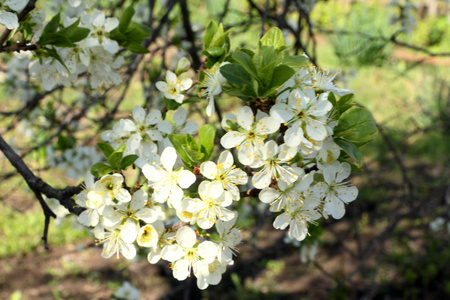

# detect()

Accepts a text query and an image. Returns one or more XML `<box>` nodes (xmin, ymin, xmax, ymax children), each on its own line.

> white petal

<box><xmin>176</xmin><ymin>226</ymin><xmax>196</xmax><ymax>248</ymax></box>
<box><xmin>177</xmin><ymin>170</ymin><xmax>196</xmax><ymax>188</ymax></box>
<box><xmin>0</xmin><ymin>11</ymin><xmax>19</xmax><ymax>30</ymax></box>
<box><xmin>237</xmin><ymin>106</ymin><xmax>254</xmax><ymax>131</ymax></box>
<box><xmin>258</xmin><ymin>188</ymin><xmax>280</xmax><ymax>204</ymax></box>
<box><xmin>145</xmin><ymin>110</ymin><xmax>162</xmax><ymax>125</ymax></box>
<box><xmin>220</xmin><ymin>131</ymin><xmax>246</xmax><ymax>149</ymax></box>
<box><xmin>132</xmin><ymin>106</ymin><xmax>146</xmax><ymax>123</ymax></box>
<box><xmin>336</xmin><ymin>162</ymin><xmax>351</xmax><ymax>182</ymax></box>
<box><xmin>273</xmin><ymin>213</ymin><xmax>290</xmax><ymax>230</ymax></box>
<box><xmin>161</xmin><ymin>147</ymin><xmax>177</xmax><ymax>171</ymax></box>
<box><xmin>200</xmin><ymin>161</ymin><xmax>218</xmax><ymax>180</ymax></box>
<box><xmin>336</xmin><ymin>186</ymin><xmax>358</xmax><ymax>203</ymax></box>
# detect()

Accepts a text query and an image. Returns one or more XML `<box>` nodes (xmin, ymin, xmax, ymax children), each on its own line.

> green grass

<box><xmin>0</xmin><ymin>202</ymin><xmax>89</xmax><ymax>258</ymax></box>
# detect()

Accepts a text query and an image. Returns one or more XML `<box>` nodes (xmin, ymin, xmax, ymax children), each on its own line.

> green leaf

<box><xmin>232</xmin><ymin>51</ymin><xmax>258</xmax><ymax>78</ymax></box>
<box><xmin>203</xmin><ymin>46</ymin><xmax>225</xmax><ymax>57</ymax></box>
<box><xmin>168</xmin><ymin>134</ymin><xmax>194</xmax><ymax>167</ymax></box>
<box><xmin>124</xmin><ymin>40</ymin><xmax>149</xmax><ymax>54</ymax></box>
<box><xmin>108</xmin><ymin>148</ymin><xmax>124</xmax><ymax>170</ymax></box>
<box><xmin>66</xmin><ymin>28</ymin><xmax>90</xmax><ymax>43</ymax></box>
<box><xmin>126</xmin><ymin>26</ymin><xmax>151</xmax><ymax>42</ymax></box>
<box><xmin>42</xmin><ymin>13</ymin><xmax>60</xmax><ymax>35</ymax></box>
<box><xmin>220</xmin><ymin>64</ymin><xmax>253</xmax><ymax>87</ymax></box>
<box><xmin>182</xmin><ymin>145</ymin><xmax>205</xmax><ymax>163</ymax></box>
<box><xmin>91</xmin><ymin>163</ymin><xmax>115</xmax><ymax>178</ymax></box>
<box><xmin>97</xmin><ymin>142</ymin><xmax>115</xmax><ymax>159</ymax></box>
<box><xmin>39</xmin><ymin>33</ymin><xmax>74</xmax><ymax>47</ymax></box>
<box><xmin>260</xmin><ymin>27</ymin><xmax>285</xmax><ymax>50</ymax></box>
<box><xmin>121</xmin><ymin>155</ymin><xmax>138</xmax><ymax>170</ymax></box>
<box><xmin>119</xmin><ymin>7</ymin><xmax>135</xmax><ymax>32</ymax></box>
<box><xmin>337</xmin><ymin>94</ymin><xmax>354</xmax><ymax>115</ymax></box>
<box><xmin>281</xmin><ymin>56</ymin><xmax>308</xmax><ymax>69</ymax></box>
<box><xmin>186</xmin><ymin>134</ymin><xmax>199</xmax><ymax>151</ymax></box>
<box><xmin>334</xmin><ymin>107</ymin><xmax>377</xmax><ymax>143</ymax></box>
<box><xmin>268</xmin><ymin>65</ymin><xmax>295</xmax><ymax>89</ymax></box>
<box><xmin>163</xmin><ymin>97</ymin><xmax>182</xmax><ymax>110</ymax></box>
<box><xmin>198</xmin><ymin>124</ymin><xmax>216</xmax><ymax>160</ymax></box>
<box><xmin>204</xmin><ymin>21</ymin><xmax>218</xmax><ymax>48</ymax></box>
<box><xmin>335</xmin><ymin>138</ymin><xmax>363</xmax><ymax>165</ymax></box>
<box><xmin>42</xmin><ymin>47</ymin><xmax>69</xmax><ymax>71</ymax></box>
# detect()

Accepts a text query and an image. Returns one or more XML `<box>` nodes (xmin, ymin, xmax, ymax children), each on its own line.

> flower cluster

<box><xmin>69</xmin><ymin>47</ymin><xmax>368</xmax><ymax>289</ymax></box>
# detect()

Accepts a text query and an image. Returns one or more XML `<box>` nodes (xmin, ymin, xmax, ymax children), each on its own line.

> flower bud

<box><xmin>175</xmin><ymin>57</ymin><xmax>191</xmax><ymax>75</ymax></box>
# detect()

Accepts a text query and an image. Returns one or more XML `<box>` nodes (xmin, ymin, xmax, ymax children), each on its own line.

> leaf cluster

<box><xmin>91</xmin><ymin>143</ymin><xmax>138</xmax><ymax>177</ymax></box>
<box><xmin>168</xmin><ymin>125</ymin><xmax>216</xmax><ymax>168</ymax></box>
<box><xmin>109</xmin><ymin>7</ymin><xmax>152</xmax><ymax>54</ymax></box>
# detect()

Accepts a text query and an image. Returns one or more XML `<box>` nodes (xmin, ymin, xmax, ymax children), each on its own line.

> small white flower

<box><xmin>270</xmin><ymin>88</ymin><xmax>332</xmax><ymax>147</ymax></box>
<box><xmin>95</xmin><ymin>225</ymin><xmax>137</xmax><ymax>260</ymax></box>
<box><xmin>220</xmin><ymin>106</ymin><xmax>280</xmax><ymax>166</ymax></box>
<box><xmin>182</xmin><ymin>181</ymin><xmax>235</xmax><ymax>230</ymax></box>
<box><xmin>156</xmin><ymin>70</ymin><xmax>192</xmax><ymax>104</ymax></box>
<box><xmin>82</xmin><ymin>10</ymin><xmax>119</xmax><ymax>54</ymax></box>
<box><xmin>200</xmin><ymin>150</ymin><xmax>248</xmax><ymax>200</ymax></box>
<box><xmin>142</xmin><ymin>147</ymin><xmax>196</xmax><ymax>210</ymax></box>
<box><xmin>161</xmin><ymin>226</ymin><xmax>218</xmax><ymax>281</ymax></box>
<box><xmin>215</xmin><ymin>215</ymin><xmax>242</xmax><ymax>265</ymax></box>
<box><xmin>273</xmin><ymin>195</ymin><xmax>321</xmax><ymax>241</ymax></box>
<box><xmin>314</xmin><ymin>162</ymin><xmax>358</xmax><ymax>219</ymax></box>
<box><xmin>198</xmin><ymin>62</ymin><xmax>228</xmax><ymax>117</ymax></box>
<box><xmin>251</xmin><ymin>141</ymin><xmax>299</xmax><ymax>189</ymax></box>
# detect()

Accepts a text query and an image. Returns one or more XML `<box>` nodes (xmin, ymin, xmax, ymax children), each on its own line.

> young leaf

<box><xmin>182</xmin><ymin>145</ymin><xmax>205</xmax><ymax>163</ymax></box>
<box><xmin>97</xmin><ymin>143</ymin><xmax>115</xmax><ymax>159</ymax></box>
<box><xmin>42</xmin><ymin>13</ymin><xmax>61</xmax><ymax>35</ymax></box>
<box><xmin>198</xmin><ymin>124</ymin><xmax>216</xmax><ymax>160</ymax></box>
<box><xmin>220</xmin><ymin>64</ymin><xmax>253</xmax><ymax>87</ymax></box>
<box><xmin>121</xmin><ymin>154</ymin><xmax>139</xmax><ymax>170</ymax></box>
<box><xmin>337</xmin><ymin>94</ymin><xmax>354</xmax><ymax>115</ymax></box>
<box><xmin>281</xmin><ymin>56</ymin><xmax>308</xmax><ymax>70</ymax></box>
<box><xmin>260</xmin><ymin>27</ymin><xmax>285</xmax><ymax>50</ymax></box>
<box><xmin>39</xmin><ymin>33</ymin><xmax>74</xmax><ymax>47</ymax></box>
<box><xmin>91</xmin><ymin>162</ymin><xmax>115</xmax><ymax>178</ymax></box>
<box><xmin>203</xmin><ymin>46</ymin><xmax>225</xmax><ymax>57</ymax></box>
<box><xmin>232</xmin><ymin>51</ymin><xmax>258</xmax><ymax>78</ymax></box>
<box><xmin>204</xmin><ymin>21</ymin><xmax>218</xmax><ymax>48</ymax></box>
<box><xmin>268</xmin><ymin>65</ymin><xmax>295</xmax><ymax>89</ymax></box>
<box><xmin>119</xmin><ymin>7</ymin><xmax>135</xmax><ymax>32</ymax></box>
<box><xmin>186</xmin><ymin>134</ymin><xmax>199</xmax><ymax>151</ymax></box>
<box><xmin>108</xmin><ymin>149</ymin><xmax>124</xmax><ymax>170</ymax></box>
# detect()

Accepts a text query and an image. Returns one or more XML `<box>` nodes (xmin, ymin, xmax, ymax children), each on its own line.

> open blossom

<box><xmin>142</xmin><ymin>147</ymin><xmax>196</xmax><ymax>210</ymax></box>
<box><xmin>0</xmin><ymin>0</ymin><xmax>27</xmax><ymax>30</ymax></box>
<box><xmin>259</xmin><ymin>169</ymin><xmax>314</xmax><ymax>212</ymax></box>
<box><xmin>145</xmin><ymin>221</ymin><xmax>176</xmax><ymax>264</ymax></box>
<box><xmin>310</xmin><ymin>67</ymin><xmax>354</xmax><ymax>96</ymax></box>
<box><xmin>314</xmin><ymin>162</ymin><xmax>358</xmax><ymax>219</ymax></box>
<box><xmin>101</xmin><ymin>189</ymin><xmax>158</xmax><ymax>234</ymax></box>
<box><xmin>273</xmin><ymin>194</ymin><xmax>321</xmax><ymax>241</ymax></box>
<box><xmin>215</xmin><ymin>215</ymin><xmax>242</xmax><ymax>265</ymax></box>
<box><xmin>182</xmin><ymin>181</ymin><xmax>235</xmax><ymax>230</ymax></box>
<box><xmin>251</xmin><ymin>141</ymin><xmax>300</xmax><ymax>189</ymax></box>
<box><xmin>270</xmin><ymin>88</ymin><xmax>332</xmax><ymax>147</ymax></box>
<box><xmin>81</xmin><ymin>10</ymin><xmax>119</xmax><ymax>54</ymax></box>
<box><xmin>95</xmin><ymin>224</ymin><xmax>137</xmax><ymax>260</ymax></box>
<box><xmin>220</xmin><ymin>106</ymin><xmax>280</xmax><ymax>166</ymax></box>
<box><xmin>92</xmin><ymin>173</ymin><xmax>131</xmax><ymax>205</ymax></box>
<box><xmin>156</xmin><ymin>70</ymin><xmax>192</xmax><ymax>103</ymax></box>
<box><xmin>161</xmin><ymin>227</ymin><xmax>218</xmax><ymax>281</ymax></box>
<box><xmin>198</xmin><ymin>62</ymin><xmax>228</xmax><ymax>117</ymax></box>
<box><xmin>200</xmin><ymin>150</ymin><xmax>248</xmax><ymax>200</ymax></box>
